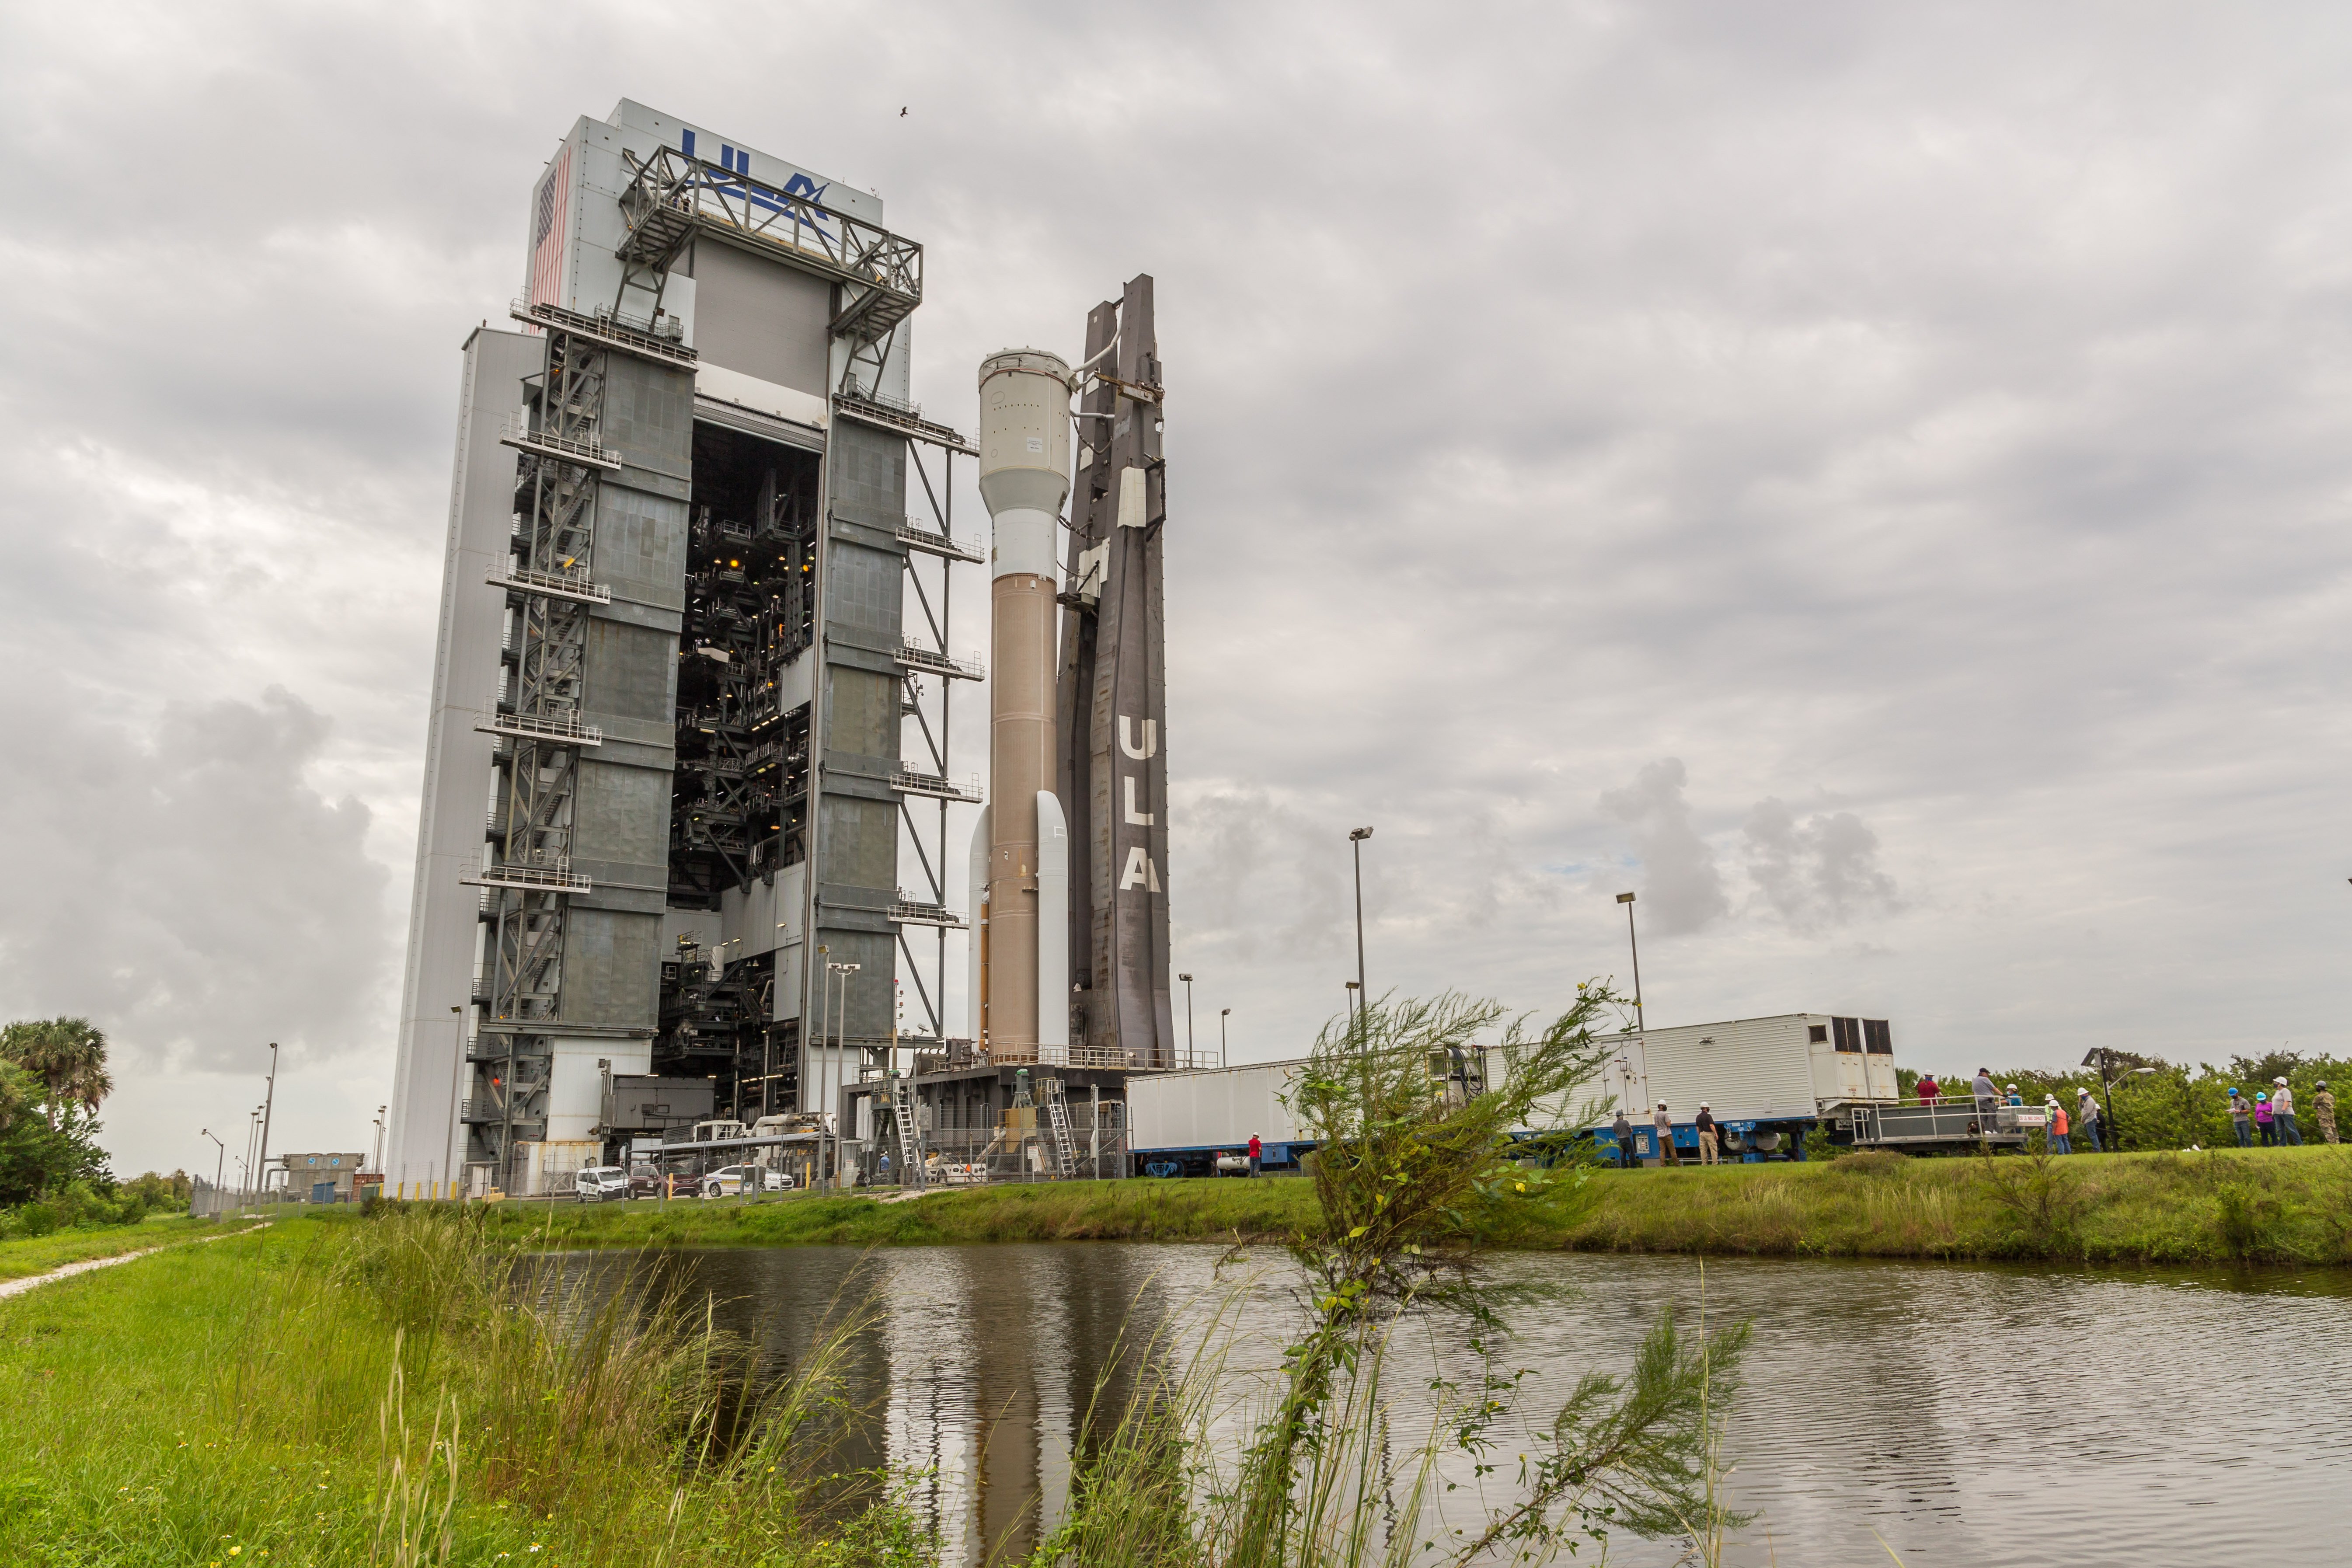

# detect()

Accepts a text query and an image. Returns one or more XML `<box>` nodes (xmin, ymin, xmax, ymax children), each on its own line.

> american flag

<box><xmin>527</xmin><ymin>144</ymin><xmax>572</xmax><ymax>313</ymax></box>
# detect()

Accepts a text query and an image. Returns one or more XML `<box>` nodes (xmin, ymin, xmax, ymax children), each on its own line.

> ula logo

<box><xmin>680</xmin><ymin>129</ymin><xmax>830</xmax><ymax>226</ymax></box>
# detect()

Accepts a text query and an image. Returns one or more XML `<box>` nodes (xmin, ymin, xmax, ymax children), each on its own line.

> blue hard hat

<box><xmin>2256</xmin><ymin>1092</ymin><xmax>2268</xmax><ymax>1101</ymax></box>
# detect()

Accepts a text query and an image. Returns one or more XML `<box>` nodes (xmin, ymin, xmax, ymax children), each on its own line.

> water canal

<box><xmin>560</xmin><ymin>1244</ymin><xmax>2351</xmax><ymax>1565</ymax></box>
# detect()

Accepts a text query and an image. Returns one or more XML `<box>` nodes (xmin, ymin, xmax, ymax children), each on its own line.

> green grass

<box><xmin>0</xmin><ymin>1216</ymin><xmax>258</xmax><ymax>1283</ymax></box>
<box><xmin>460</xmin><ymin>1147</ymin><xmax>2352</xmax><ymax>1266</ymax></box>
<box><xmin>1510</xmin><ymin>1145</ymin><xmax>2352</xmax><ymax>1265</ymax></box>
<box><xmin>469</xmin><ymin>1176</ymin><xmax>1324</xmax><ymax>1251</ymax></box>
<box><xmin>0</xmin><ymin>1213</ymin><xmax>927</xmax><ymax>1567</ymax></box>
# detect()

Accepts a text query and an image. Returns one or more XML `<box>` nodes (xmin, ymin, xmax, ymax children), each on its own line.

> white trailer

<box><xmin>1522</xmin><ymin>1014</ymin><xmax>1898</xmax><ymax>1127</ymax></box>
<box><xmin>1126</xmin><ymin>1060</ymin><xmax>1310</xmax><ymax>1177</ymax></box>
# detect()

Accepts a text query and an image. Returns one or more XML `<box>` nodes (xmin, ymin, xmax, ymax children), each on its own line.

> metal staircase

<box><xmin>885</xmin><ymin>1073</ymin><xmax>928</xmax><ymax>1190</ymax></box>
<box><xmin>1037</xmin><ymin>1076</ymin><xmax>1080</xmax><ymax>1179</ymax></box>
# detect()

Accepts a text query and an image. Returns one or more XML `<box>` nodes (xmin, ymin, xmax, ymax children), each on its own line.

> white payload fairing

<box><xmin>972</xmin><ymin>349</ymin><xmax>1074</xmax><ymax>1063</ymax></box>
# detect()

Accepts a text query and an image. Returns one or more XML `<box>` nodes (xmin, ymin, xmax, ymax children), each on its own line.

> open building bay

<box><xmin>561</xmin><ymin>1242</ymin><xmax>2351</xmax><ymax>1567</ymax></box>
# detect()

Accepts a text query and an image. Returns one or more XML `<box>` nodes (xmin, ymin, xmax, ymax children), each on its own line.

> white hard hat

<box><xmin>2274</xmin><ymin>1076</ymin><xmax>2288</xmax><ymax>1085</ymax></box>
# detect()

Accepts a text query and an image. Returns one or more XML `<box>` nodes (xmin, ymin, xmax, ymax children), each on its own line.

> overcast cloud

<box><xmin>3</xmin><ymin>1</ymin><xmax>2349</xmax><ymax>1171</ymax></box>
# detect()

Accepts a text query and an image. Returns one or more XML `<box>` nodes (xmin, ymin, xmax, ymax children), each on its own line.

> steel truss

<box><xmin>611</xmin><ymin>144</ymin><xmax>921</xmax><ymax>392</ymax></box>
<box><xmin>478</xmin><ymin>321</ymin><xmax>615</xmax><ymax>1175</ymax></box>
<box><xmin>893</xmin><ymin>438</ymin><xmax>975</xmax><ymax>1054</ymax></box>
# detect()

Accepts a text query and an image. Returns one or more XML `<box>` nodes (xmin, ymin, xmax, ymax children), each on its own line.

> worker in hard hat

<box><xmin>1653</xmin><ymin>1102</ymin><xmax>1680</xmax><ymax>1167</ymax></box>
<box><xmin>2271</xmin><ymin>1078</ymin><xmax>2301</xmax><ymax>1146</ymax></box>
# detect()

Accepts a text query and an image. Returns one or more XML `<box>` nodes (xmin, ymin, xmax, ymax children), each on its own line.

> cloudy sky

<box><xmin>5</xmin><ymin>1</ymin><xmax>2349</xmax><ymax>1174</ymax></box>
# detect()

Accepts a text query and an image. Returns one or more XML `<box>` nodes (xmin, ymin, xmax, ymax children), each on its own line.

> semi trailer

<box><xmin>1127</xmin><ymin>1012</ymin><xmax>2035</xmax><ymax>1174</ymax></box>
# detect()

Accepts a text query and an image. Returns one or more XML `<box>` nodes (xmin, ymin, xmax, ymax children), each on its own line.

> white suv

<box><xmin>574</xmin><ymin>1166</ymin><xmax>632</xmax><ymax>1203</ymax></box>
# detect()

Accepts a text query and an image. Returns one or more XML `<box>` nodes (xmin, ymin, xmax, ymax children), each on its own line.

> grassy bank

<box><xmin>0</xmin><ymin>1215</ymin><xmax>925</xmax><ymax>1566</ymax></box>
<box><xmin>0</xmin><ymin>1214</ymin><xmax>256</xmax><ymax>1283</ymax></box>
<box><xmin>470</xmin><ymin>1145</ymin><xmax>2352</xmax><ymax>1266</ymax></box>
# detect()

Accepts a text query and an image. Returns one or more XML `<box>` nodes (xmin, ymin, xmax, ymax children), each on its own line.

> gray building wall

<box><xmin>387</xmin><ymin>327</ymin><xmax>540</xmax><ymax>1182</ymax></box>
<box><xmin>689</xmin><ymin>239</ymin><xmax>832</xmax><ymax>394</ymax></box>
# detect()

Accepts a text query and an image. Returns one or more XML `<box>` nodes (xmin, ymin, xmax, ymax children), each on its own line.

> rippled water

<box><xmin>561</xmin><ymin>1244</ymin><xmax>2351</xmax><ymax>1565</ymax></box>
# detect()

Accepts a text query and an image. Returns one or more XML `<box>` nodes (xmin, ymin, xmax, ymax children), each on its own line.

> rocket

<box><xmin>972</xmin><ymin>277</ymin><xmax>1178</xmax><ymax>1071</ymax></box>
<box><xmin>972</xmin><ymin>349</ymin><xmax>1074</xmax><ymax>1063</ymax></box>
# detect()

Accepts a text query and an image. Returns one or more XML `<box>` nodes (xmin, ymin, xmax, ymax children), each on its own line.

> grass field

<box><xmin>0</xmin><ymin>1215</ymin><xmax>262</xmax><ymax>1284</ymax></box>
<box><xmin>0</xmin><ymin>1214</ymin><xmax>926</xmax><ymax>1566</ymax></box>
<box><xmin>461</xmin><ymin>1144</ymin><xmax>2352</xmax><ymax>1266</ymax></box>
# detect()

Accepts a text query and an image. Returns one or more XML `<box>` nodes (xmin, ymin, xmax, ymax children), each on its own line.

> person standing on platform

<box><xmin>1918</xmin><ymin>1074</ymin><xmax>1941</xmax><ymax>1106</ymax></box>
<box><xmin>1972</xmin><ymin>1069</ymin><xmax>1999</xmax><ymax>1125</ymax></box>
<box><xmin>1695</xmin><ymin>1103</ymin><xmax>1720</xmax><ymax>1165</ymax></box>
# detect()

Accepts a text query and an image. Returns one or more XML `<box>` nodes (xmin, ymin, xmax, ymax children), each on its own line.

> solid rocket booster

<box><xmin>976</xmin><ymin>349</ymin><xmax>1073</xmax><ymax>1062</ymax></box>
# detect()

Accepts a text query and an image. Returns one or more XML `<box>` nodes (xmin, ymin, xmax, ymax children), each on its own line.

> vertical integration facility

<box><xmin>388</xmin><ymin>101</ymin><xmax>988</xmax><ymax>1189</ymax></box>
<box><xmin>389</xmin><ymin>101</ymin><xmax>1184</xmax><ymax>1192</ymax></box>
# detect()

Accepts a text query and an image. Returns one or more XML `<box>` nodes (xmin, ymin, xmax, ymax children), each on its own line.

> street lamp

<box><xmin>1615</xmin><ymin>892</ymin><xmax>1646</xmax><ymax>1036</ymax></box>
<box><xmin>1220</xmin><ymin>1007</ymin><xmax>1231</xmax><ymax>1070</ymax></box>
<box><xmin>1178</xmin><ymin>974</ymin><xmax>1195</xmax><ymax>1067</ymax></box>
<box><xmin>372</xmin><ymin>1105</ymin><xmax>387</xmax><ymax>1174</ymax></box>
<box><xmin>828</xmin><ymin>960</ymin><xmax>862</xmax><ymax>1188</ymax></box>
<box><xmin>201</xmin><ymin>1129</ymin><xmax>226</xmax><ymax>1218</ymax></box>
<box><xmin>256</xmin><ymin>1042</ymin><xmax>280</xmax><ymax>1206</ymax></box>
<box><xmin>1348</xmin><ymin>828</ymin><xmax>1373</xmax><ymax>1032</ymax></box>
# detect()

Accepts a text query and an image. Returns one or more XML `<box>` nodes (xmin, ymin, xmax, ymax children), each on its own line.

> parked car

<box><xmin>625</xmin><ymin>1166</ymin><xmax>662</xmax><ymax>1199</ymax></box>
<box><xmin>700</xmin><ymin>1164</ymin><xmax>773</xmax><ymax>1199</ymax></box>
<box><xmin>574</xmin><ymin>1166</ymin><xmax>633</xmax><ymax>1203</ymax></box>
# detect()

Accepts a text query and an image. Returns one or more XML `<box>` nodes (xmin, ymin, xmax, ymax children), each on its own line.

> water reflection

<box><xmin>555</xmin><ymin>1245</ymin><xmax>2351</xmax><ymax>1566</ymax></box>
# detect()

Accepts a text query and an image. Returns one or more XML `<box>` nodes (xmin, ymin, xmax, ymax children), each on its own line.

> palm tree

<box><xmin>0</xmin><ymin>1017</ymin><xmax>112</xmax><ymax>1130</ymax></box>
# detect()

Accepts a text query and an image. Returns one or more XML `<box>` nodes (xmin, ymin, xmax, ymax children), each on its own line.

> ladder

<box><xmin>1037</xmin><ymin>1076</ymin><xmax>1080</xmax><ymax>1179</ymax></box>
<box><xmin>887</xmin><ymin>1074</ymin><xmax>928</xmax><ymax>1190</ymax></box>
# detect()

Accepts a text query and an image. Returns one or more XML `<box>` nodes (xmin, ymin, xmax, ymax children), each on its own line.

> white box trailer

<box><xmin>1126</xmin><ymin>1060</ymin><xmax>1310</xmax><ymax>1176</ymax></box>
<box><xmin>1490</xmin><ymin>1013</ymin><xmax>1972</xmax><ymax>1162</ymax></box>
<box><xmin>1512</xmin><ymin>1014</ymin><xmax>1900</xmax><ymax>1131</ymax></box>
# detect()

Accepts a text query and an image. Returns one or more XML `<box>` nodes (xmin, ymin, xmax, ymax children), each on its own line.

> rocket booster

<box><xmin>974</xmin><ymin>349</ymin><xmax>1074</xmax><ymax>1062</ymax></box>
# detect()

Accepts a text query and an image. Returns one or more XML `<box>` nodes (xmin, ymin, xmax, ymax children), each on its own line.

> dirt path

<box><xmin>0</xmin><ymin>1222</ymin><xmax>270</xmax><ymax>1301</ymax></box>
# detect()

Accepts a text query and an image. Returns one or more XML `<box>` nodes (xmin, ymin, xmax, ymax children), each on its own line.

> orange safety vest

<box><xmin>2051</xmin><ymin>1108</ymin><xmax>2069</xmax><ymax>1137</ymax></box>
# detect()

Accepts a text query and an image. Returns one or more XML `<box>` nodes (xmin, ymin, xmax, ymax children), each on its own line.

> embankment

<box><xmin>466</xmin><ymin>1145</ymin><xmax>2352</xmax><ymax>1266</ymax></box>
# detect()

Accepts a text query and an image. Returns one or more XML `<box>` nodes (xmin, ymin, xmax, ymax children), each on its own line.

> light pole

<box><xmin>829</xmin><ymin>961</ymin><xmax>861</xmax><ymax>1186</ymax></box>
<box><xmin>256</xmin><ymin>1042</ymin><xmax>280</xmax><ymax>1206</ymax></box>
<box><xmin>1220</xmin><ymin>1007</ymin><xmax>1231</xmax><ymax>1070</ymax></box>
<box><xmin>1178</xmin><ymin>973</ymin><xmax>1195</xmax><ymax>1066</ymax></box>
<box><xmin>1348</xmin><ymin>828</ymin><xmax>1373</xmax><ymax>1032</ymax></box>
<box><xmin>244</xmin><ymin>1107</ymin><xmax>262</xmax><ymax>1206</ymax></box>
<box><xmin>201</xmin><ymin>1129</ymin><xmax>226</xmax><ymax>1218</ymax></box>
<box><xmin>1345</xmin><ymin>980</ymin><xmax>1361</xmax><ymax>1035</ymax></box>
<box><xmin>1615</xmin><ymin>892</ymin><xmax>1646</xmax><ymax>1037</ymax></box>
<box><xmin>372</xmin><ymin>1105</ymin><xmax>387</xmax><ymax>1174</ymax></box>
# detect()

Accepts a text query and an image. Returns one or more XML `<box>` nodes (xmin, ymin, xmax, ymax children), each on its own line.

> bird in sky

<box><xmin>899</xmin><ymin>106</ymin><xmax>908</xmax><ymax>117</ymax></box>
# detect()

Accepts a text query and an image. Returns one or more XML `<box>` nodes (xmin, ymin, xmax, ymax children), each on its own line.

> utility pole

<box><xmin>1220</xmin><ymin>1007</ymin><xmax>1230</xmax><ymax>1070</ymax></box>
<box><xmin>1616</xmin><ymin>893</ymin><xmax>1645</xmax><ymax>1036</ymax></box>
<box><xmin>1348</xmin><ymin>828</ymin><xmax>1373</xmax><ymax>1034</ymax></box>
<box><xmin>255</xmin><ymin>1043</ymin><xmax>280</xmax><ymax>1206</ymax></box>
